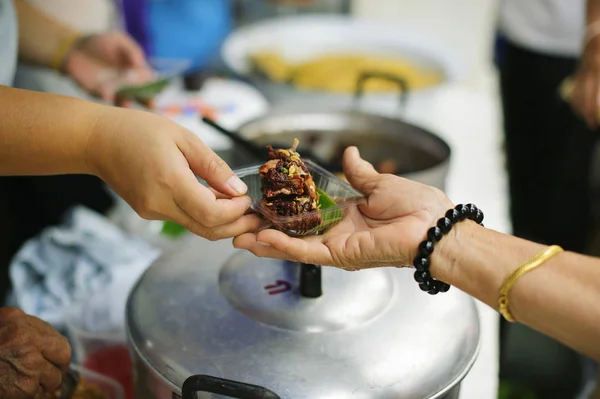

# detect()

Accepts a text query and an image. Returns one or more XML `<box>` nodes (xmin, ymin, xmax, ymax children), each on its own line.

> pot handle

<box><xmin>354</xmin><ymin>71</ymin><xmax>409</xmax><ymax>108</ymax></box>
<box><xmin>182</xmin><ymin>375</ymin><xmax>281</xmax><ymax>399</ymax></box>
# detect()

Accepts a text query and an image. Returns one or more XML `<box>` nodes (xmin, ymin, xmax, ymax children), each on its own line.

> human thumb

<box><xmin>180</xmin><ymin>133</ymin><xmax>248</xmax><ymax>197</ymax></box>
<box><xmin>342</xmin><ymin>146</ymin><xmax>379</xmax><ymax>195</ymax></box>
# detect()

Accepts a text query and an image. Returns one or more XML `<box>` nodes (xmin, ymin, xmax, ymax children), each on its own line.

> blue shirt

<box><xmin>123</xmin><ymin>0</ymin><xmax>232</xmax><ymax>72</ymax></box>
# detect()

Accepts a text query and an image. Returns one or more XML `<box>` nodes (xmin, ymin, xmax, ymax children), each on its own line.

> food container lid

<box><xmin>126</xmin><ymin>166</ymin><xmax>480</xmax><ymax>398</ymax></box>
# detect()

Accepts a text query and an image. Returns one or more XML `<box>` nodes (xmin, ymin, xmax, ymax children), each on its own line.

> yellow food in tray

<box><xmin>250</xmin><ymin>51</ymin><xmax>444</xmax><ymax>93</ymax></box>
<box><xmin>249</xmin><ymin>52</ymin><xmax>293</xmax><ymax>83</ymax></box>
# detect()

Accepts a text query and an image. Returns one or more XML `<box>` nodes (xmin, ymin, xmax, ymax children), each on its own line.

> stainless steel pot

<box><xmin>233</xmin><ymin>106</ymin><xmax>451</xmax><ymax>190</ymax></box>
<box><xmin>221</xmin><ymin>15</ymin><xmax>468</xmax><ymax>111</ymax></box>
<box><xmin>126</xmin><ymin>237</ymin><xmax>480</xmax><ymax>399</ymax></box>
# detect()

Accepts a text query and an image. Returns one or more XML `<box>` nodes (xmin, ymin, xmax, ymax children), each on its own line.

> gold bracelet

<box><xmin>51</xmin><ymin>33</ymin><xmax>85</xmax><ymax>73</ymax></box>
<box><xmin>498</xmin><ymin>245</ymin><xmax>564</xmax><ymax>323</ymax></box>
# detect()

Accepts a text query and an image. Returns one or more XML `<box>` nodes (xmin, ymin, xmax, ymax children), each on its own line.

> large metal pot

<box><xmin>231</xmin><ymin>107</ymin><xmax>451</xmax><ymax>190</ymax></box>
<box><xmin>221</xmin><ymin>15</ymin><xmax>468</xmax><ymax>111</ymax></box>
<box><xmin>126</xmin><ymin>237</ymin><xmax>480</xmax><ymax>399</ymax></box>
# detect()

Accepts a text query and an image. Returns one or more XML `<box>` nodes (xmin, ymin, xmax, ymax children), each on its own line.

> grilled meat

<box><xmin>259</xmin><ymin>138</ymin><xmax>321</xmax><ymax>232</ymax></box>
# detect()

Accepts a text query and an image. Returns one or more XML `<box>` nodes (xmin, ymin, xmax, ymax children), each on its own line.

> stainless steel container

<box><xmin>221</xmin><ymin>15</ymin><xmax>468</xmax><ymax>111</ymax></box>
<box><xmin>126</xmin><ymin>234</ymin><xmax>480</xmax><ymax>399</ymax></box>
<box><xmin>234</xmin><ymin>107</ymin><xmax>451</xmax><ymax>190</ymax></box>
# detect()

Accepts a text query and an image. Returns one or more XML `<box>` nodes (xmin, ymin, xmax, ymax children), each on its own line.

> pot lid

<box><xmin>126</xmin><ymin>235</ymin><xmax>480</xmax><ymax>398</ymax></box>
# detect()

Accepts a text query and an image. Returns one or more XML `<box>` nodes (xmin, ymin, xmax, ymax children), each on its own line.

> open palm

<box><xmin>233</xmin><ymin>147</ymin><xmax>453</xmax><ymax>270</ymax></box>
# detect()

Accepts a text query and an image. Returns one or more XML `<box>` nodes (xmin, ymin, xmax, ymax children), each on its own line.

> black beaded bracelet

<box><xmin>413</xmin><ymin>204</ymin><xmax>484</xmax><ymax>295</ymax></box>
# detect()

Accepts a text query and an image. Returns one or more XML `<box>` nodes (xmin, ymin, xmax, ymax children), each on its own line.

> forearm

<box><xmin>14</xmin><ymin>0</ymin><xmax>80</xmax><ymax>68</ymax></box>
<box><xmin>432</xmin><ymin>222</ymin><xmax>600</xmax><ymax>360</ymax></box>
<box><xmin>0</xmin><ymin>85</ymin><xmax>105</xmax><ymax>176</ymax></box>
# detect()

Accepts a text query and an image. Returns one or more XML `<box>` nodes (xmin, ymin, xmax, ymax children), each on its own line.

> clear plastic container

<box><xmin>235</xmin><ymin>159</ymin><xmax>365</xmax><ymax>236</ymax></box>
<box><xmin>68</xmin><ymin>364</ymin><xmax>124</xmax><ymax>399</ymax></box>
<box><xmin>65</xmin><ymin>293</ymin><xmax>134</xmax><ymax>399</ymax></box>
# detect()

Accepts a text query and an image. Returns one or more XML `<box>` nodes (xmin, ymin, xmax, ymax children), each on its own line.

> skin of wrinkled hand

<box><xmin>234</xmin><ymin>147</ymin><xmax>453</xmax><ymax>270</ymax></box>
<box><xmin>0</xmin><ymin>307</ymin><xmax>71</xmax><ymax>399</ymax></box>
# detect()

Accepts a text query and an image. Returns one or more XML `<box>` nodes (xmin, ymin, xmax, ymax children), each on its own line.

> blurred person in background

<box><xmin>495</xmin><ymin>0</ymin><xmax>600</xmax><ymax>393</ymax></box>
<box><xmin>496</xmin><ymin>0</ymin><xmax>598</xmax><ymax>254</ymax></box>
<box><xmin>0</xmin><ymin>0</ymin><xmax>154</xmax><ymax>303</ymax></box>
<box><xmin>120</xmin><ymin>0</ymin><xmax>318</xmax><ymax>87</ymax></box>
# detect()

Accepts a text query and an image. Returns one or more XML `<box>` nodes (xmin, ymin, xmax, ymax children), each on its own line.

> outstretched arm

<box><xmin>0</xmin><ymin>85</ymin><xmax>261</xmax><ymax>239</ymax></box>
<box><xmin>14</xmin><ymin>0</ymin><xmax>79</xmax><ymax>70</ymax></box>
<box><xmin>433</xmin><ymin>222</ymin><xmax>600</xmax><ymax>361</ymax></box>
<box><xmin>233</xmin><ymin>147</ymin><xmax>600</xmax><ymax>361</ymax></box>
<box><xmin>0</xmin><ymin>85</ymin><xmax>99</xmax><ymax>176</ymax></box>
<box><xmin>14</xmin><ymin>0</ymin><xmax>151</xmax><ymax>102</ymax></box>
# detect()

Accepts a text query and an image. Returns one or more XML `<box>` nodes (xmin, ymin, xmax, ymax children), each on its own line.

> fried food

<box><xmin>250</xmin><ymin>51</ymin><xmax>444</xmax><ymax>93</ymax></box>
<box><xmin>259</xmin><ymin>138</ymin><xmax>322</xmax><ymax>232</ymax></box>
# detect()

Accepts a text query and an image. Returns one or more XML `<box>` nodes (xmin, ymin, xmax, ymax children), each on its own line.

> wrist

<box><xmin>51</xmin><ymin>32</ymin><xmax>88</xmax><ymax>73</ymax></box>
<box><xmin>429</xmin><ymin>220</ymin><xmax>478</xmax><ymax>284</ymax></box>
<box><xmin>411</xmin><ymin>203</ymin><xmax>484</xmax><ymax>295</ymax></box>
<box><xmin>82</xmin><ymin>104</ymin><xmax>118</xmax><ymax>178</ymax></box>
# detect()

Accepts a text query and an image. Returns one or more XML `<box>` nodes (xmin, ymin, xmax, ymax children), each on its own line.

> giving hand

<box><xmin>234</xmin><ymin>147</ymin><xmax>453</xmax><ymax>270</ymax></box>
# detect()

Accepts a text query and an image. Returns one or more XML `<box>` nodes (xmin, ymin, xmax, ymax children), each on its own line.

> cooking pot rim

<box><xmin>125</xmin><ymin>326</ymin><xmax>481</xmax><ymax>398</ymax></box>
<box><xmin>125</xmin><ymin>263</ymin><xmax>481</xmax><ymax>398</ymax></box>
<box><xmin>237</xmin><ymin>108</ymin><xmax>452</xmax><ymax>162</ymax></box>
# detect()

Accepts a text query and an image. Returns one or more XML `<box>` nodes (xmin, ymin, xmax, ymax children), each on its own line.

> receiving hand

<box><xmin>63</xmin><ymin>32</ymin><xmax>155</xmax><ymax>103</ymax></box>
<box><xmin>233</xmin><ymin>147</ymin><xmax>453</xmax><ymax>270</ymax></box>
<box><xmin>87</xmin><ymin>107</ymin><xmax>262</xmax><ymax>240</ymax></box>
<box><xmin>0</xmin><ymin>307</ymin><xmax>71</xmax><ymax>399</ymax></box>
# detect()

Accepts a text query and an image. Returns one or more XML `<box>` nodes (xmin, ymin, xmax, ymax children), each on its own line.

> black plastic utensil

<box><xmin>201</xmin><ymin>116</ymin><xmax>267</xmax><ymax>160</ymax></box>
<box><xmin>200</xmin><ymin>116</ymin><xmax>331</xmax><ymax>166</ymax></box>
<box><xmin>59</xmin><ymin>369</ymin><xmax>80</xmax><ymax>399</ymax></box>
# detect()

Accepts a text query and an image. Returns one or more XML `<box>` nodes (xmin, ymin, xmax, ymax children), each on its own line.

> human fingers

<box><xmin>167</xmin><ymin>203</ymin><xmax>264</xmax><ymax>240</ymax></box>
<box><xmin>37</xmin><ymin>360</ymin><xmax>63</xmax><ymax>394</ymax></box>
<box><xmin>342</xmin><ymin>146</ymin><xmax>380</xmax><ymax>195</ymax></box>
<box><xmin>234</xmin><ymin>229</ymin><xmax>334</xmax><ymax>265</ymax></box>
<box><xmin>113</xmin><ymin>33</ymin><xmax>148</xmax><ymax>68</ymax></box>
<box><xmin>172</xmin><ymin>169</ymin><xmax>251</xmax><ymax>228</ymax></box>
<box><xmin>24</xmin><ymin>316</ymin><xmax>71</xmax><ymax>371</ymax></box>
<box><xmin>177</xmin><ymin>132</ymin><xmax>248</xmax><ymax>197</ymax></box>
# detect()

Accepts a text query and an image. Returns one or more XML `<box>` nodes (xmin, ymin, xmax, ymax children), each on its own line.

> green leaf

<box><xmin>317</xmin><ymin>188</ymin><xmax>342</xmax><ymax>225</ymax></box>
<box><xmin>317</xmin><ymin>188</ymin><xmax>337</xmax><ymax>209</ymax></box>
<box><xmin>116</xmin><ymin>78</ymin><xmax>171</xmax><ymax>99</ymax></box>
<box><xmin>161</xmin><ymin>221</ymin><xmax>187</xmax><ymax>238</ymax></box>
